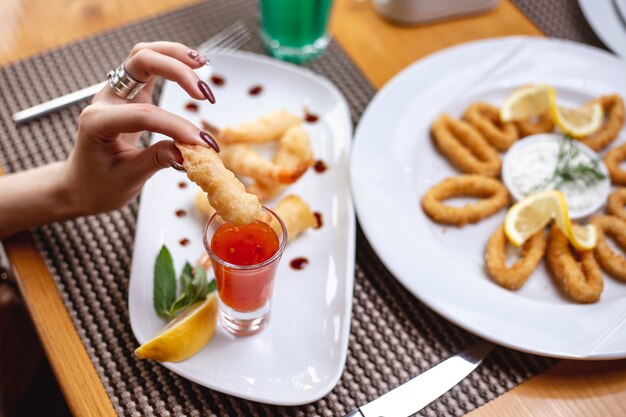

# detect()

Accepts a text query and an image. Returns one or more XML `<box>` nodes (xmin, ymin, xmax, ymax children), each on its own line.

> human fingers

<box><xmin>128</xmin><ymin>41</ymin><xmax>210</xmax><ymax>68</ymax></box>
<box><xmin>120</xmin><ymin>140</ymin><xmax>184</xmax><ymax>181</ymax></box>
<box><xmin>79</xmin><ymin>103</ymin><xmax>219</xmax><ymax>150</ymax></box>
<box><xmin>123</xmin><ymin>49</ymin><xmax>215</xmax><ymax>103</ymax></box>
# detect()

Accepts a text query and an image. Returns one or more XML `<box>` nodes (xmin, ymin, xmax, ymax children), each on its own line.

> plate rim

<box><xmin>350</xmin><ymin>35</ymin><xmax>626</xmax><ymax>360</ymax></box>
<box><xmin>128</xmin><ymin>50</ymin><xmax>356</xmax><ymax>405</ymax></box>
<box><xmin>578</xmin><ymin>0</ymin><xmax>626</xmax><ymax>58</ymax></box>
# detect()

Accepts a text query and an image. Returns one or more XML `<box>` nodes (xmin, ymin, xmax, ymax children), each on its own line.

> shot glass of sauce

<box><xmin>203</xmin><ymin>207</ymin><xmax>287</xmax><ymax>336</ymax></box>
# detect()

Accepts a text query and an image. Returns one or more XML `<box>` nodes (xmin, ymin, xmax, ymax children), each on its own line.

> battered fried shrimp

<box><xmin>546</xmin><ymin>226</ymin><xmax>603</xmax><ymax>303</ymax></box>
<box><xmin>431</xmin><ymin>114</ymin><xmax>502</xmax><ymax>177</ymax></box>
<box><xmin>177</xmin><ymin>144</ymin><xmax>263</xmax><ymax>226</ymax></box>
<box><xmin>463</xmin><ymin>103</ymin><xmax>519</xmax><ymax>151</ymax></box>
<box><xmin>219</xmin><ymin>126</ymin><xmax>313</xmax><ymax>184</ymax></box>
<box><xmin>485</xmin><ymin>225</ymin><xmax>546</xmax><ymax>290</ymax></box>
<box><xmin>247</xmin><ymin>179</ymin><xmax>286</xmax><ymax>202</ymax></box>
<box><xmin>273</xmin><ymin>194</ymin><xmax>318</xmax><ymax>241</ymax></box>
<box><xmin>579</xmin><ymin>94</ymin><xmax>625</xmax><ymax>151</ymax></box>
<box><xmin>421</xmin><ymin>175</ymin><xmax>509</xmax><ymax>226</ymax></box>
<box><xmin>219</xmin><ymin>110</ymin><xmax>301</xmax><ymax>144</ymax></box>
<box><xmin>514</xmin><ymin>112</ymin><xmax>554</xmax><ymax>137</ymax></box>
<box><xmin>590</xmin><ymin>215</ymin><xmax>626</xmax><ymax>281</ymax></box>
<box><xmin>193</xmin><ymin>189</ymin><xmax>216</xmax><ymax>218</ymax></box>
<box><xmin>607</xmin><ymin>188</ymin><xmax>626</xmax><ymax>221</ymax></box>
<box><xmin>273</xmin><ymin>126</ymin><xmax>315</xmax><ymax>183</ymax></box>
<box><xmin>604</xmin><ymin>143</ymin><xmax>626</xmax><ymax>186</ymax></box>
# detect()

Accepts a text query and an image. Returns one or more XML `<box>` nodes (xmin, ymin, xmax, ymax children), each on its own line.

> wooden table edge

<box><xmin>4</xmin><ymin>232</ymin><xmax>117</xmax><ymax>417</ymax></box>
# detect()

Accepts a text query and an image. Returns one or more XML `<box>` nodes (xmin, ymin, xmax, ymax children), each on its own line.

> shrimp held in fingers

<box><xmin>177</xmin><ymin>143</ymin><xmax>263</xmax><ymax>226</ymax></box>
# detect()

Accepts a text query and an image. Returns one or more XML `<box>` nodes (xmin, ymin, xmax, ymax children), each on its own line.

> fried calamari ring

<box><xmin>607</xmin><ymin>188</ymin><xmax>626</xmax><ymax>221</ymax></box>
<box><xmin>421</xmin><ymin>175</ymin><xmax>509</xmax><ymax>226</ymax></box>
<box><xmin>590</xmin><ymin>215</ymin><xmax>626</xmax><ymax>281</ymax></box>
<box><xmin>604</xmin><ymin>143</ymin><xmax>626</xmax><ymax>186</ymax></box>
<box><xmin>579</xmin><ymin>94</ymin><xmax>625</xmax><ymax>151</ymax></box>
<box><xmin>177</xmin><ymin>144</ymin><xmax>263</xmax><ymax>225</ymax></box>
<box><xmin>463</xmin><ymin>102</ymin><xmax>518</xmax><ymax>151</ymax></box>
<box><xmin>273</xmin><ymin>194</ymin><xmax>318</xmax><ymax>242</ymax></box>
<box><xmin>219</xmin><ymin>110</ymin><xmax>301</xmax><ymax>144</ymax></box>
<box><xmin>219</xmin><ymin>125</ymin><xmax>313</xmax><ymax>184</ymax></box>
<box><xmin>431</xmin><ymin>114</ymin><xmax>502</xmax><ymax>177</ymax></box>
<box><xmin>546</xmin><ymin>226</ymin><xmax>603</xmax><ymax>303</ymax></box>
<box><xmin>514</xmin><ymin>112</ymin><xmax>554</xmax><ymax>137</ymax></box>
<box><xmin>485</xmin><ymin>225</ymin><xmax>546</xmax><ymax>290</ymax></box>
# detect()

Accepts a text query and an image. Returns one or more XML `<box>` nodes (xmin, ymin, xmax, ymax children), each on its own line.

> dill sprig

<box><xmin>533</xmin><ymin>134</ymin><xmax>606</xmax><ymax>191</ymax></box>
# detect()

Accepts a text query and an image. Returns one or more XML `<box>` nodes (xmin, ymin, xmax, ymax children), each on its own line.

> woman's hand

<box><xmin>0</xmin><ymin>42</ymin><xmax>220</xmax><ymax>239</ymax></box>
<box><xmin>63</xmin><ymin>41</ymin><xmax>219</xmax><ymax>215</ymax></box>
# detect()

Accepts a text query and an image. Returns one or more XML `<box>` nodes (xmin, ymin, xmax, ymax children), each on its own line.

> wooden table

<box><xmin>1</xmin><ymin>0</ymin><xmax>625</xmax><ymax>416</ymax></box>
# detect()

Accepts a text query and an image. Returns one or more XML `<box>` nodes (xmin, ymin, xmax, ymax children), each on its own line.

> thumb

<box><xmin>124</xmin><ymin>140</ymin><xmax>183</xmax><ymax>181</ymax></box>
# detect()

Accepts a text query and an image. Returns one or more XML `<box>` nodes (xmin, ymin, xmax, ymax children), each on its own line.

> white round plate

<box><xmin>129</xmin><ymin>52</ymin><xmax>355</xmax><ymax>405</ymax></box>
<box><xmin>579</xmin><ymin>0</ymin><xmax>626</xmax><ymax>58</ymax></box>
<box><xmin>350</xmin><ymin>36</ymin><xmax>626</xmax><ymax>359</ymax></box>
<box><xmin>617</xmin><ymin>0</ymin><xmax>626</xmax><ymax>22</ymax></box>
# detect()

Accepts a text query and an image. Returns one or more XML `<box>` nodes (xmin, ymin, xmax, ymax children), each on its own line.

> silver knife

<box><xmin>12</xmin><ymin>81</ymin><xmax>107</xmax><ymax>124</ymax></box>
<box><xmin>345</xmin><ymin>340</ymin><xmax>494</xmax><ymax>417</ymax></box>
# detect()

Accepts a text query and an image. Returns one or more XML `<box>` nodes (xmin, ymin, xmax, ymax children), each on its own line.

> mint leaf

<box><xmin>192</xmin><ymin>266</ymin><xmax>209</xmax><ymax>300</ymax></box>
<box><xmin>207</xmin><ymin>278</ymin><xmax>216</xmax><ymax>295</ymax></box>
<box><xmin>167</xmin><ymin>265</ymin><xmax>212</xmax><ymax>319</ymax></box>
<box><xmin>180</xmin><ymin>262</ymin><xmax>194</xmax><ymax>294</ymax></box>
<box><xmin>153</xmin><ymin>250</ymin><xmax>219</xmax><ymax>320</ymax></box>
<box><xmin>153</xmin><ymin>245</ymin><xmax>177</xmax><ymax>318</ymax></box>
<box><xmin>168</xmin><ymin>292</ymin><xmax>192</xmax><ymax>319</ymax></box>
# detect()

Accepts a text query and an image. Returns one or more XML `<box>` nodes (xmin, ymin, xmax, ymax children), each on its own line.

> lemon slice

<box><xmin>500</xmin><ymin>84</ymin><xmax>556</xmax><ymax>122</ymax></box>
<box><xmin>551</xmin><ymin>102</ymin><xmax>604</xmax><ymax>138</ymax></box>
<box><xmin>504</xmin><ymin>189</ymin><xmax>597</xmax><ymax>250</ymax></box>
<box><xmin>569</xmin><ymin>223</ymin><xmax>598</xmax><ymax>251</ymax></box>
<box><xmin>135</xmin><ymin>294</ymin><xmax>219</xmax><ymax>362</ymax></box>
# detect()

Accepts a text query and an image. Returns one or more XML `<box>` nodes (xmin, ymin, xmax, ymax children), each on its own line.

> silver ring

<box><xmin>106</xmin><ymin>63</ymin><xmax>146</xmax><ymax>100</ymax></box>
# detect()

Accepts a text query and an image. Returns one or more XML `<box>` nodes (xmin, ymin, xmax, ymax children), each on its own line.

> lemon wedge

<box><xmin>504</xmin><ymin>189</ymin><xmax>597</xmax><ymax>250</ymax></box>
<box><xmin>568</xmin><ymin>223</ymin><xmax>598</xmax><ymax>251</ymax></box>
<box><xmin>551</xmin><ymin>102</ymin><xmax>604</xmax><ymax>138</ymax></box>
<box><xmin>500</xmin><ymin>84</ymin><xmax>556</xmax><ymax>122</ymax></box>
<box><xmin>135</xmin><ymin>293</ymin><xmax>219</xmax><ymax>362</ymax></box>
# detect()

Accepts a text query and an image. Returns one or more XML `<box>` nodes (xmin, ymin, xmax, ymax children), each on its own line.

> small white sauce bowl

<box><xmin>502</xmin><ymin>133</ymin><xmax>611</xmax><ymax>219</ymax></box>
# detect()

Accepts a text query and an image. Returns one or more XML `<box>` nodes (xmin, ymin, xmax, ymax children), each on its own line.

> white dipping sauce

<box><xmin>502</xmin><ymin>134</ymin><xmax>610</xmax><ymax>219</ymax></box>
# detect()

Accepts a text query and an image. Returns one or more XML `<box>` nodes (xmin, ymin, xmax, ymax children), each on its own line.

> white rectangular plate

<box><xmin>129</xmin><ymin>52</ymin><xmax>355</xmax><ymax>405</ymax></box>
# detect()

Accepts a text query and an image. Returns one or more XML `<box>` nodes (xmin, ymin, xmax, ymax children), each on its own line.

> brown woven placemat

<box><xmin>0</xmin><ymin>0</ymin><xmax>600</xmax><ymax>415</ymax></box>
<box><xmin>511</xmin><ymin>0</ymin><xmax>606</xmax><ymax>49</ymax></box>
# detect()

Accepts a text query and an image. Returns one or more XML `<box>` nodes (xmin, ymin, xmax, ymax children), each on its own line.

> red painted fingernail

<box><xmin>198</xmin><ymin>80</ymin><xmax>216</xmax><ymax>104</ymax></box>
<box><xmin>200</xmin><ymin>131</ymin><xmax>220</xmax><ymax>153</ymax></box>
<box><xmin>187</xmin><ymin>49</ymin><xmax>210</xmax><ymax>66</ymax></box>
<box><xmin>169</xmin><ymin>160</ymin><xmax>185</xmax><ymax>171</ymax></box>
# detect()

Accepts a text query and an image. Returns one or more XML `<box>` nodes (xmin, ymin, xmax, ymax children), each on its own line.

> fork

<box><xmin>11</xmin><ymin>21</ymin><xmax>250</xmax><ymax>124</ymax></box>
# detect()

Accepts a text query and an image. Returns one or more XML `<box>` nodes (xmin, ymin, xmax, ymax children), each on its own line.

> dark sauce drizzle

<box><xmin>179</xmin><ymin>238</ymin><xmax>190</xmax><ymax>247</ymax></box>
<box><xmin>304</xmin><ymin>110</ymin><xmax>319</xmax><ymax>123</ymax></box>
<box><xmin>313</xmin><ymin>160</ymin><xmax>328</xmax><ymax>173</ymax></box>
<box><xmin>185</xmin><ymin>102</ymin><xmax>199</xmax><ymax>112</ymax></box>
<box><xmin>290</xmin><ymin>257</ymin><xmax>309</xmax><ymax>270</ymax></box>
<box><xmin>210</xmin><ymin>75</ymin><xmax>225</xmax><ymax>86</ymax></box>
<box><xmin>175</xmin><ymin>209</ymin><xmax>186</xmax><ymax>218</ymax></box>
<box><xmin>248</xmin><ymin>85</ymin><xmax>263</xmax><ymax>96</ymax></box>
<box><xmin>313</xmin><ymin>212</ymin><xmax>323</xmax><ymax>229</ymax></box>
